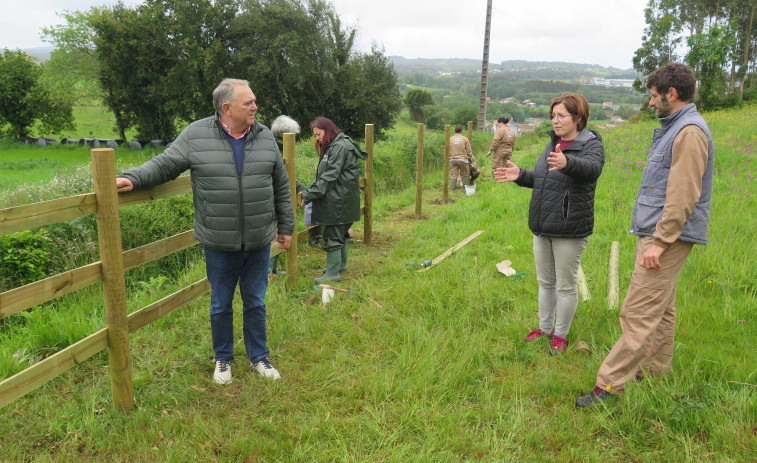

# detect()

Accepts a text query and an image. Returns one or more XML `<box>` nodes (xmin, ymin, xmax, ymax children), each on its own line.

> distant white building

<box><xmin>592</xmin><ymin>78</ymin><xmax>635</xmax><ymax>88</ymax></box>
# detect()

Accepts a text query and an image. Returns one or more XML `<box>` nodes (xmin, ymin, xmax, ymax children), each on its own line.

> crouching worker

<box><xmin>297</xmin><ymin>117</ymin><xmax>366</xmax><ymax>283</ymax></box>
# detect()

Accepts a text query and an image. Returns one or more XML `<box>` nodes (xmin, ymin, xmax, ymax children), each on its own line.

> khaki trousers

<box><xmin>450</xmin><ymin>160</ymin><xmax>470</xmax><ymax>184</ymax></box>
<box><xmin>596</xmin><ymin>236</ymin><xmax>693</xmax><ymax>394</ymax></box>
<box><xmin>492</xmin><ymin>151</ymin><xmax>512</xmax><ymax>171</ymax></box>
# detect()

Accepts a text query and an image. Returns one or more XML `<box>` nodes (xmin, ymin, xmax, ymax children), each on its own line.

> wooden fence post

<box><xmin>415</xmin><ymin>123</ymin><xmax>424</xmax><ymax>218</ymax></box>
<box><xmin>364</xmin><ymin>124</ymin><xmax>374</xmax><ymax>245</ymax></box>
<box><xmin>467</xmin><ymin>121</ymin><xmax>475</xmax><ymax>186</ymax></box>
<box><xmin>443</xmin><ymin>125</ymin><xmax>450</xmax><ymax>203</ymax></box>
<box><xmin>91</xmin><ymin>148</ymin><xmax>134</xmax><ymax>412</ymax></box>
<box><xmin>283</xmin><ymin>133</ymin><xmax>298</xmax><ymax>288</ymax></box>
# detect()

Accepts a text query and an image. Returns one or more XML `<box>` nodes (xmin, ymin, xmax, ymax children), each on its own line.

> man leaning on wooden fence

<box><xmin>115</xmin><ymin>78</ymin><xmax>294</xmax><ymax>385</ymax></box>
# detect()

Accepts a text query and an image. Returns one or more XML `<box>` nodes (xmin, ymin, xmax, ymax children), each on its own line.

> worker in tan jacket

<box><xmin>449</xmin><ymin>125</ymin><xmax>473</xmax><ymax>192</ymax></box>
<box><xmin>488</xmin><ymin>117</ymin><xmax>516</xmax><ymax>172</ymax></box>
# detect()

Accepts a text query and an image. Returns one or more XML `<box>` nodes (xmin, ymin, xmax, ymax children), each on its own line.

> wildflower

<box><xmin>606</xmin><ymin>385</ymin><xmax>612</xmax><ymax>390</ymax></box>
<box><xmin>708</xmin><ymin>280</ymin><xmax>712</xmax><ymax>284</ymax></box>
<box><xmin>737</xmin><ymin>319</ymin><xmax>746</xmax><ymax>324</ymax></box>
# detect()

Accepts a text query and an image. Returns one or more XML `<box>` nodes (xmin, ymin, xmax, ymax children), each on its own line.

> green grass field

<box><xmin>0</xmin><ymin>105</ymin><xmax>755</xmax><ymax>462</ymax></box>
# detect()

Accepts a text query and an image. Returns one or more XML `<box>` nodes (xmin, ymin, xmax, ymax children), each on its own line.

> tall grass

<box><xmin>0</xmin><ymin>105</ymin><xmax>754</xmax><ymax>462</ymax></box>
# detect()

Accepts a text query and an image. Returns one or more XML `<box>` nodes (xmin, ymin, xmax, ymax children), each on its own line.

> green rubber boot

<box><xmin>450</xmin><ymin>178</ymin><xmax>457</xmax><ymax>193</ymax></box>
<box><xmin>339</xmin><ymin>244</ymin><xmax>348</xmax><ymax>273</ymax></box>
<box><xmin>462</xmin><ymin>176</ymin><xmax>469</xmax><ymax>187</ymax></box>
<box><xmin>315</xmin><ymin>250</ymin><xmax>341</xmax><ymax>284</ymax></box>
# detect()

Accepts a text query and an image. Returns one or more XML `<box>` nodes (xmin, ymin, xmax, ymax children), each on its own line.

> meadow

<box><xmin>0</xmin><ymin>104</ymin><xmax>754</xmax><ymax>462</ymax></box>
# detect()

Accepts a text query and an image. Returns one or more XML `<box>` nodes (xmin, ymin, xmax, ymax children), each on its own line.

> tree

<box><xmin>686</xmin><ymin>19</ymin><xmax>739</xmax><ymax>110</ymax></box>
<box><xmin>230</xmin><ymin>0</ymin><xmax>400</xmax><ymax>139</ymax></box>
<box><xmin>330</xmin><ymin>46</ymin><xmax>403</xmax><ymax>139</ymax></box>
<box><xmin>632</xmin><ymin>0</ymin><xmax>757</xmax><ymax>107</ymax></box>
<box><xmin>405</xmin><ymin>89</ymin><xmax>433</xmax><ymax>122</ymax></box>
<box><xmin>88</xmin><ymin>0</ymin><xmax>238</xmax><ymax>140</ymax></box>
<box><xmin>451</xmin><ymin>104</ymin><xmax>477</xmax><ymax>127</ymax></box>
<box><xmin>41</xmin><ymin>8</ymin><xmax>133</xmax><ymax>139</ymax></box>
<box><xmin>632</xmin><ymin>0</ymin><xmax>682</xmax><ymax>91</ymax></box>
<box><xmin>0</xmin><ymin>50</ymin><xmax>74</xmax><ymax>139</ymax></box>
<box><xmin>421</xmin><ymin>104</ymin><xmax>451</xmax><ymax>130</ymax></box>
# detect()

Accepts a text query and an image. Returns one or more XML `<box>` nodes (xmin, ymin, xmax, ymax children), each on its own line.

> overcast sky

<box><xmin>1</xmin><ymin>0</ymin><xmax>647</xmax><ymax>69</ymax></box>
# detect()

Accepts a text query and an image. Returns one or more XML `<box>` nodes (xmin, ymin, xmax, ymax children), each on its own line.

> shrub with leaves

<box><xmin>0</xmin><ymin>230</ymin><xmax>54</xmax><ymax>291</ymax></box>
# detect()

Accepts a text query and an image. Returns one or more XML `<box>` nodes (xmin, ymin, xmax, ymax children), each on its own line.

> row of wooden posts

<box><xmin>0</xmin><ymin>121</ymin><xmax>621</xmax><ymax>411</ymax></box>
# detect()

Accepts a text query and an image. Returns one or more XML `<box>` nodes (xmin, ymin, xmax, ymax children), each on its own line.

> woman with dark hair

<box><xmin>298</xmin><ymin>117</ymin><xmax>367</xmax><ymax>283</ymax></box>
<box><xmin>494</xmin><ymin>93</ymin><xmax>605</xmax><ymax>355</ymax></box>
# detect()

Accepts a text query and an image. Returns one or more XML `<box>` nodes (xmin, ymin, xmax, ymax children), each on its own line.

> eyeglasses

<box><xmin>550</xmin><ymin>113</ymin><xmax>572</xmax><ymax>121</ymax></box>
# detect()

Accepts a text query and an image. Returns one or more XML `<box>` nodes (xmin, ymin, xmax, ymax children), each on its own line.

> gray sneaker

<box><xmin>576</xmin><ymin>386</ymin><xmax>612</xmax><ymax>407</ymax></box>
<box><xmin>213</xmin><ymin>360</ymin><xmax>232</xmax><ymax>384</ymax></box>
<box><xmin>251</xmin><ymin>357</ymin><xmax>281</xmax><ymax>380</ymax></box>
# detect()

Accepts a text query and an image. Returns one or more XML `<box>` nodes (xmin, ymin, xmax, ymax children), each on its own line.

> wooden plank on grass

<box><xmin>417</xmin><ymin>230</ymin><xmax>484</xmax><ymax>272</ymax></box>
<box><xmin>0</xmin><ymin>328</ymin><xmax>108</xmax><ymax>409</ymax></box>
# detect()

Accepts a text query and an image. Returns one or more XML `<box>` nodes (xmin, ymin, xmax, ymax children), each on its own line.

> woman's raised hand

<box><xmin>494</xmin><ymin>160</ymin><xmax>520</xmax><ymax>183</ymax></box>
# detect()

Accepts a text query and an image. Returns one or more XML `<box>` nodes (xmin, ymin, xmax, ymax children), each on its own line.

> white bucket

<box><xmin>322</xmin><ymin>288</ymin><xmax>335</xmax><ymax>304</ymax></box>
<box><xmin>464</xmin><ymin>184</ymin><xmax>476</xmax><ymax>196</ymax></box>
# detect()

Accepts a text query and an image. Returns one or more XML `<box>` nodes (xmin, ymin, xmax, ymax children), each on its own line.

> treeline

<box><xmin>634</xmin><ymin>0</ymin><xmax>756</xmax><ymax>109</ymax></box>
<box><xmin>1</xmin><ymin>0</ymin><xmax>402</xmax><ymax>141</ymax></box>
<box><xmin>401</xmin><ymin>76</ymin><xmax>640</xmax><ymax>130</ymax></box>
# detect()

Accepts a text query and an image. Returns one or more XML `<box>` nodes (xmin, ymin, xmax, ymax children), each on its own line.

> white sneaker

<box><xmin>251</xmin><ymin>357</ymin><xmax>281</xmax><ymax>380</ymax></box>
<box><xmin>213</xmin><ymin>360</ymin><xmax>232</xmax><ymax>384</ymax></box>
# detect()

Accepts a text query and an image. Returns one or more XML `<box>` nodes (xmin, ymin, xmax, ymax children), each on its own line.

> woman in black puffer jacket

<box><xmin>495</xmin><ymin>93</ymin><xmax>605</xmax><ymax>355</ymax></box>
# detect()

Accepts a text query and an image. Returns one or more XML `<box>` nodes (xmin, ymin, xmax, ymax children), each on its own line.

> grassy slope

<box><xmin>0</xmin><ymin>106</ymin><xmax>755</xmax><ymax>462</ymax></box>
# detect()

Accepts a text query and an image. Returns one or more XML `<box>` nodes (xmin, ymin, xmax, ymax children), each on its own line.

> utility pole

<box><xmin>477</xmin><ymin>0</ymin><xmax>492</xmax><ymax>131</ymax></box>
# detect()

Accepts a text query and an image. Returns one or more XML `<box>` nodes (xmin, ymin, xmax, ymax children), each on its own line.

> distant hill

<box><xmin>390</xmin><ymin>56</ymin><xmax>638</xmax><ymax>80</ymax></box>
<box><xmin>19</xmin><ymin>46</ymin><xmax>54</xmax><ymax>62</ymax></box>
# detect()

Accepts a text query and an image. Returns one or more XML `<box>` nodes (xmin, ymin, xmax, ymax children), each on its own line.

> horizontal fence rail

<box><xmin>0</xmin><ymin>124</ymin><xmax>375</xmax><ymax>411</ymax></box>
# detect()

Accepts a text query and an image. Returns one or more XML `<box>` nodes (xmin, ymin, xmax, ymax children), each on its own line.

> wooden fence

<box><xmin>0</xmin><ymin>124</ymin><xmax>375</xmax><ymax>411</ymax></box>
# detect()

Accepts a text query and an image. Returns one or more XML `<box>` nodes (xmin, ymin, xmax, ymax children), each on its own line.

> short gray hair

<box><xmin>271</xmin><ymin>115</ymin><xmax>301</xmax><ymax>138</ymax></box>
<box><xmin>212</xmin><ymin>78</ymin><xmax>250</xmax><ymax>113</ymax></box>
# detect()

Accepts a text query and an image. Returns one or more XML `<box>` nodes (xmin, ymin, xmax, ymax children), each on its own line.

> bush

<box><xmin>0</xmin><ymin>230</ymin><xmax>54</xmax><ymax>291</ymax></box>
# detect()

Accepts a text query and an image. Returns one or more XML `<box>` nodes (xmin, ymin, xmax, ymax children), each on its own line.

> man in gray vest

<box><xmin>576</xmin><ymin>63</ymin><xmax>714</xmax><ymax>407</ymax></box>
<box><xmin>116</xmin><ymin>79</ymin><xmax>294</xmax><ymax>385</ymax></box>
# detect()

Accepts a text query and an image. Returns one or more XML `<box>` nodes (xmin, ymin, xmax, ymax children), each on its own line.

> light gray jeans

<box><xmin>532</xmin><ymin>235</ymin><xmax>589</xmax><ymax>338</ymax></box>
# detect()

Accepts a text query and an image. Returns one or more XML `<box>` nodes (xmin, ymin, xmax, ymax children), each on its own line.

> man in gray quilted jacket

<box><xmin>116</xmin><ymin>78</ymin><xmax>294</xmax><ymax>385</ymax></box>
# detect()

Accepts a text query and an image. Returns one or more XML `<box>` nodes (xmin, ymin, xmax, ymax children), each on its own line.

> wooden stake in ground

<box><xmin>608</xmin><ymin>241</ymin><xmax>620</xmax><ymax>309</ymax></box>
<box><xmin>417</xmin><ymin>230</ymin><xmax>484</xmax><ymax>272</ymax></box>
<box><xmin>577</xmin><ymin>264</ymin><xmax>590</xmax><ymax>301</ymax></box>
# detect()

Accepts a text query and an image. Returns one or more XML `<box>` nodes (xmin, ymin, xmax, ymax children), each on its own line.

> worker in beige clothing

<box><xmin>449</xmin><ymin>125</ymin><xmax>473</xmax><ymax>192</ymax></box>
<box><xmin>487</xmin><ymin>117</ymin><xmax>515</xmax><ymax>172</ymax></box>
<box><xmin>576</xmin><ymin>63</ymin><xmax>714</xmax><ymax>407</ymax></box>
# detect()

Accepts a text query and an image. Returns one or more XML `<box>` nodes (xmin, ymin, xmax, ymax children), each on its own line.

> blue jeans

<box><xmin>204</xmin><ymin>244</ymin><xmax>270</xmax><ymax>364</ymax></box>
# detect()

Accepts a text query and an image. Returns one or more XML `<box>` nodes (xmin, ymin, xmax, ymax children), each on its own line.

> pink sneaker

<box><xmin>524</xmin><ymin>329</ymin><xmax>553</xmax><ymax>342</ymax></box>
<box><xmin>550</xmin><ymin>336</ymin><xmax>568</xmax><ymax>355</ymax></box>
